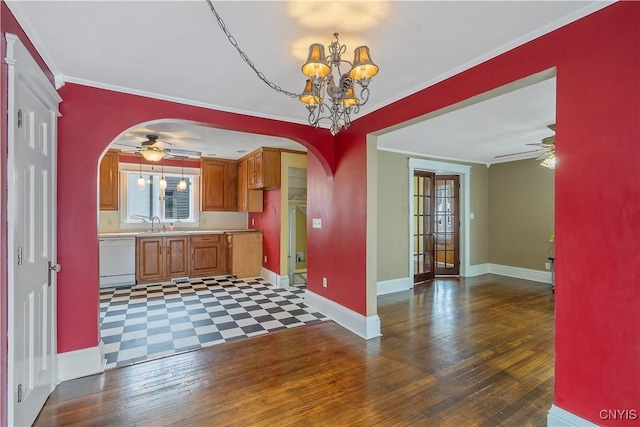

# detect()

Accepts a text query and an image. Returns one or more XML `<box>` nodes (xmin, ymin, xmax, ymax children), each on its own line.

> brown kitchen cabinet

<box><xmin>191</xmin><ymin>234</ymin><xmax>226</xmax><ymax>277</ymax></box>
<box><xmin>243</xmin><ymin>147</ymin><xmax>281</xmax><ymax>190</ymax></box>
<box><xmin>237</xmin><ymin>157</ymin><xmax>263</xmax><ymax>212</ymax></box>
<box><xmin>136</xmin><ymin>236</ymin><xmax>189</xmax><ymax>284</ymax></box>
<box><xmin>226</xmin><ymin>232</ymin><xmax>263</xmax><ymax>279</ymax></box>
<box><xmin>99</xmin><ymin>149</ymin><xmax>119</xmax><ymax>210</ymax></box>
<box><xmin>201</xmin><ymin>157</ymin><xmax>238</xmax><ymax>211</ymax></box>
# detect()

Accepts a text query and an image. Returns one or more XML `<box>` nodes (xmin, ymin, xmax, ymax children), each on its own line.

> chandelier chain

<box><xmin>205</xmin><ymin>0</ymin><xmax>299</xmax><ymax>99</ymax></box>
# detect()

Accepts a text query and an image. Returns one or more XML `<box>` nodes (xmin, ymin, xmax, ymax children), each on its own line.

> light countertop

<box><xmin>99</xmin><ymin>229</ymin><xmax>260</xmax><ymax>238</ymax></box>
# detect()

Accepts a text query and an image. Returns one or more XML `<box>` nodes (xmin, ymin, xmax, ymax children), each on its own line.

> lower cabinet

<box><xmin>190</xmin><ymin>234</ymin><xmax>225</xmax><ymax>277</ymax></box>
<box><xmin>136</xmin><ymin>236</ymin><xmax>190</xmax><ymax>284</ymax></box>
<box><xmin>136</xmin><ymin>234</ymin><xmax>225</xmax><ymax>284</ymax></box>
<box><xmin>226</xmin><ymin>232</ymin><xmax>263</xmax><ymax>279</ymax></box>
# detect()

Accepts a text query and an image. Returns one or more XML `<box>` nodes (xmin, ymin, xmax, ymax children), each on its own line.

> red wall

<box><xmin>347</xmin><ymin>3</ymin><xmax>639</xmax><ymax>424</ymax></box>
<box><xmin>0</xmin><ymin>2</ymin><xmax>55</xmax><ymax>425</ymax></box>
<box><xmin>305</xmin><ymin>134</ymin><xmax>368</xmax><ymax>313</ymax></box>
<box><xmin>56</xmin><ymin>84</ymin><xmax>335</xmax><ymax>353</ymax></box>
<box><xmin>249</xmin><ymin>189</ymin><xmax>281</xmax><ymax>273</ymax></box>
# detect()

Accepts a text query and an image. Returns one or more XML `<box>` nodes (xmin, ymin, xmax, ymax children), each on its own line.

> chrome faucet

<box><xmin>151</xmin><ymin>216</ymin><xmax>161</xmax><ymax>233</ymax></box>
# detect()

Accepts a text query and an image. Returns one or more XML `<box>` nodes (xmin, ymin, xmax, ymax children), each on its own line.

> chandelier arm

<box><xmin>204</xmin><ymin>0</ymin><xmax>299</xmax><ymax>99</ymax></box>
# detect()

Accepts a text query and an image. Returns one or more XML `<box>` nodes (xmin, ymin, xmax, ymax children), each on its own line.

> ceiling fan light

<box><xmin>140</xmin><ymin>147</ymin><xmax>164</xmax><ymax>162</ymax></box>
<box><xmin>541</xmin><ymin>154</ymin><xmax>556</xmax><ymax>169</ymax></box>
<box><xmin>301</xmin><ymin>43</ymin><xmax>331</xmax><ymax>78</ymax></box>
<box><xmin>349</xmin><ymin>45</ymin><xmax>379</xmax><ymax>80</ymax></box>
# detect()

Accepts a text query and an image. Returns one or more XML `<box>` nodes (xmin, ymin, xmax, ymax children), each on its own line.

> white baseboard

<box><xmin>488</xmin><ymin>263</ymin><xmax>552</xmax><ymax>284</ymax></box>
<box><xmin>464</xmin><ymin>263</ymin><xmax>489</xmax><ymax>277</ymax></box>
<box><xmin>377</xmin><ymin>277</ymin><xmax>413</xmax><ymax>295</ymax></box>
<box><xmin>548</xmin><ymin>405</ymin><xmax>598</xmax><ymax>427</ymax></box>
<box><xmin>305</xmin><ymin>290</ymin><xmax>381</xmax><ymax>339</ymax></box>
<box><xmin>260</xmin><ymin>267</ymin><xmax>290</xmax><ymax>288</ymax></box>
<box><xmin>57</xmin><ymin>342</ymin><xmax>105</xmax><ymax>383</ymax></box>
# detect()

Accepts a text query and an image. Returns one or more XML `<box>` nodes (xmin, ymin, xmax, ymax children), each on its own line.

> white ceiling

<box><xmin>6</xmin><ymin>1</ymin><xmax>610</xmax><ymax>164</ymax></box>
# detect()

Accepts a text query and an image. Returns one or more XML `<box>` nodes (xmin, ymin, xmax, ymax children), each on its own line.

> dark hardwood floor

<box><xmin>34</xmin><ymin>274</ymin><xmax>555</xmax><ymax>426</ymax></box>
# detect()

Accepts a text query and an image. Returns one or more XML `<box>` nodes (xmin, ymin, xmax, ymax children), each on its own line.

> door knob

<box><xmin>49</xmin><ymin>262</ymin><xmax>61</xmax><ymax>272</ymax></box>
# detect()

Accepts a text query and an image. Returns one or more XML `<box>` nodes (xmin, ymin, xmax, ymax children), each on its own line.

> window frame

<box><xmin>118</xmin><ymin>162</ymin><xmax>200</xmax><ymax>227</ymax></box>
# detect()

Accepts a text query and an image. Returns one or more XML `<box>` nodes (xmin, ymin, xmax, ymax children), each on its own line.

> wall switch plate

<box><xmin>322</xmin><ymin>277</ymin><xmax>327</xmax><ymax>287</ymax></box>
<box><xmin>251</xmin><ymin>218</ymin><xmax>255</xmax><ymax>226</ymax></box>
<box><xmin>545</xmin><ymin>262</ymin><xmax>551</xmax><ymax>270</ymax></box>
<box><xmin>312</xmin><ymin>218</ymin><xmax>322</xmax><ymax>229</ymax></box>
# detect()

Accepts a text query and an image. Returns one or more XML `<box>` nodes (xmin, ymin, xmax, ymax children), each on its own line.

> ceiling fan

<box><xmin>494</xmin><ymin>124</ymin><xmax>556</xmax><ymax>168</ymax></box>
<box><xmin>115</xmin><ymin>134</ymin><xmax>202</xmax><ymax>162</ymax></box>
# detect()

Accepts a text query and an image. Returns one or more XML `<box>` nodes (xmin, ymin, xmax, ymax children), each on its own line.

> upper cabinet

<box><xmin>244</xmin><ymin>147</ymin><xmax>281</xmax><ymax>190</ymax></box>
<box><xmin>201</xmin><ymin>158</ymin><xmax>238</xmax><ymax>211</ymax></box>
<box><xmin>99</xmin><ymin>149</ymin><xmax>119</xmax><ymax>211</ymax></box>
<box><xmin>238</xmin><ymin>158</ymin><xmax>263</xmax><ymax>212</ymax></box>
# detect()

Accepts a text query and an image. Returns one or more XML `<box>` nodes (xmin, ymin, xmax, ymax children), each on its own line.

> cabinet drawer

<box><xmin>190</xmin><ymin>234</ymin><xmax>222</xmax><ymax>244</ymax></box>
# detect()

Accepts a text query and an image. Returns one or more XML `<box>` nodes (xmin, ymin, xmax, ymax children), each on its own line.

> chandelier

<box><xmin>298</xmin><ymin>33</ymin><xmax>378</xmax><ymax>135</ymax></box>
<box><xmin>205</xmin><ymin>2</ymin><xmax>378</xmax><ymax>135</ymax></box>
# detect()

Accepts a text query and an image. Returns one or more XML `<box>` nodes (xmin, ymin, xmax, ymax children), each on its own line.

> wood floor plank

<box><xmin>34</xmin><ymin>274</ymin><xmax>555</xmax><ymax>426</ymax></box>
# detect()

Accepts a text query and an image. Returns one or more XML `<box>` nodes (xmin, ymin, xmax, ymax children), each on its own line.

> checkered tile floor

<box><xmin>99</xmin><ymin>276</ymin><xmax>327</xmax><ymax>370</ymax></box>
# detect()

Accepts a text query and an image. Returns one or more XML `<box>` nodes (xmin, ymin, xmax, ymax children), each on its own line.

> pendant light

<box><xmin>177</xmin><ymin>158</ymin><xmax>187</xmax><ymax>191</ymax></box>
<box><xmin>159</xmin><ymin>164</ymin><xmax>167</xmax><ymax>190</ymax></box>
<box><xmin>136</xmin><ymin>157</ymin><xmax>145</xmax><ymax>188</ymax></box>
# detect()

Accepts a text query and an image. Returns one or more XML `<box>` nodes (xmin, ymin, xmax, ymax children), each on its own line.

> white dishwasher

<box><xmin>99</xmin><ymin>237</ymin><xmax>136</xmax><ymax>288</ymax></box>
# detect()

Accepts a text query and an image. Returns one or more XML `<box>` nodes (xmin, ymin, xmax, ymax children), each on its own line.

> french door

<box><xmin>413</xmin><ymin>171</ymin><xmax>435</xmax><ymax>282</ymax></box>
<box><xmin>434</xmin><ymin>175</ymin><xmax>460</xmax><ymax>275</ymax></box>
<box><xmin>413</xmin><ymin>172</ymin><xmax>460</xmax><ymax>283</ymax></box>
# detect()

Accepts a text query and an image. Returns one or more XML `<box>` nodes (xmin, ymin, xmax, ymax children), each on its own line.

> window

<box><xmin>124</xmin><ymin>170</ymin><xmax>198</xmax><ymax>224</ymax></box>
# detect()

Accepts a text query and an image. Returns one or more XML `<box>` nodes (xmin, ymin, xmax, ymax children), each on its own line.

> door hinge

<box><xmin>17</xmin><ymin>384</ymin><xmax>22</xmax><ymax>403</ymax></box>
<box><xmin>17</xmin><ymin>109</ymin><xmax>23</xmax><ymax>128</ymax></box>
<box><xmin>17</xmin><ymin>247</ymin><xmax>23</xmax><ymax>266</ymax></box>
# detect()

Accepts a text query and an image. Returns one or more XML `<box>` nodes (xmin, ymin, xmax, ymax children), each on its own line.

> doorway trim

<box><xmin>408</xmin><ymin>158</ymin><xmax>471</xmax><ymax>278</ymax></box>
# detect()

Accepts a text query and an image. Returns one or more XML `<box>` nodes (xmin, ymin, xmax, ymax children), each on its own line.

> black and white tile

<box><xmin>99</xmin><ymin>276</ymin><xmax>326</xmax><ymax>369</ymax></box>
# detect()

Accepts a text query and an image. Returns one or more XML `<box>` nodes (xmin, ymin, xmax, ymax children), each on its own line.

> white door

<box><xmin>6</xmin><ymin>34</ymin><xmax>60</xmax><ymax>427</ymax></box>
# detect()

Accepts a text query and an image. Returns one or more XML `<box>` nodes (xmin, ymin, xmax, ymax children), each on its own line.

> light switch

<box><xmin>312</xmin><ymin>218</ymin><xmax>322</xmax><ymax>229</ymax></box>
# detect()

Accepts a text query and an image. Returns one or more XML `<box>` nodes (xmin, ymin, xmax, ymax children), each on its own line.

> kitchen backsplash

<box><xmin>99</xmin><ymin>210</ymin><xmax>249</xmax><ymax>233</ymax></box>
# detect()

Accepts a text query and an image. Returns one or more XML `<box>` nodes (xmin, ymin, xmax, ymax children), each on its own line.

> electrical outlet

<box><xmin>251</xmin><ymin>218</ymin><xmax>255</xmax><ymax>226</ymax></box>
<box><xmin>322</xmin><ymin>277</ymin><xmax>328</xmax><ymax>288</ymax></box>
<box><xmin>264</xmin><ymin>256</ymin><xmax>267</xmax><ymax>263</ymax></box>
<box><xmin>545</xmin><ymin>262</ymin><xmax>551</xmax><ymax>270</ymax></box>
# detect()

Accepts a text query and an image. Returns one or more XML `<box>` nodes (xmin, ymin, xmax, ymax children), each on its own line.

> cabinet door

<box><xmin>201</xmin><ymin>158</ymin><xmax>239</xmax><ymax>211</ymax></box>
<box><xmin>99</xmin><ymin>150</ymin><xmax>119</xmax><ymax>210</ymax></box>
<box><xmin>191</xmin><ymin>234</ymin><xmax>225</xmax><ymax>277</ymax></box>
<box><xmin>166</xmin><ymin>236</ymin><xmax>189</xmax><ymax>277</ymax></box>
<box><xmin>247</xmin><ymin>155</ymin><xmax>257</xmax><ymax>189</ymax></box>
<box><xmin>201</xmin><ymin>159</ymin><xmax>226</xmax><ymax>211</ymax></box>
<box><xmin>253</xmin><ymin>151</ymin><xmax>264</xmax><ymax>188</ymax></box>
<box><xmin>237</xmin><ymin>158</ymin><xmax>247</xmax><ymax>212</ymax></box>
<box><xmin>137</xmin><ymin>237</ymin><xmax>164</xmax><ymax>283</ymax></box>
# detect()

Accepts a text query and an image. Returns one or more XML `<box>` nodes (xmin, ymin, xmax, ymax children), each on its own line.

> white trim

<box><xmin>4</xmin><ymin>34</ymin><xmax>61</xmax><ymax>112</ymax></box>
<box><xmin>547</xmin><ymin>405</ymin><xmax>598</xmax><ymax>427</ymax></box>
<box><xmin>57</xmin><ymin>342</ymin><xmax>106</xmax><ymax>383</ymax></box>
<box><xmin>305</xmin><ymin>290</ymin><xmax>381</xmax><ymax>339</ymax></box>
<box><xmin>488</xmin><ymin>263</ymin><xmax>552</xmax><ymax>284</ymax></box>
<box><xmin>377</xmin><ymin>277</ymin><xmax>413</xmax><ymax>296</ymax></box>
<box><xmin>260</xmin><ymin>267</ymin><xmax>290</xmax><ymax>288</ymax></box>
<box><xmin>464</xmin><ymin>263</ymin><xmax>490</xmax><ymax>277</ymax></box>
<box><xmin>380</xmin><ymin>146</ymin><xmax>493</xmax><ymax>168</ymax></box>
<box><xmin>408</xmin><ymin>158</ymin><xmax>472</xmax><ymax>278</ymax></box>
<box><xmin>63</xmin><ymin>75</ymin><xmax>311</xmax><ymax>127</ymax></box>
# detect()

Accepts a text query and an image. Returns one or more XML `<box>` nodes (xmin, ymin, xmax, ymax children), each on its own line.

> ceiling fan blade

<box><xmin>494</xmin><ymin>149</ymin><xmax>542</xmax><ymax>159</ymax></box>
<box><xmin>169</xmin><ymin>148</ymin><xmax>202</xmax><ymax>156</ymax></box>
